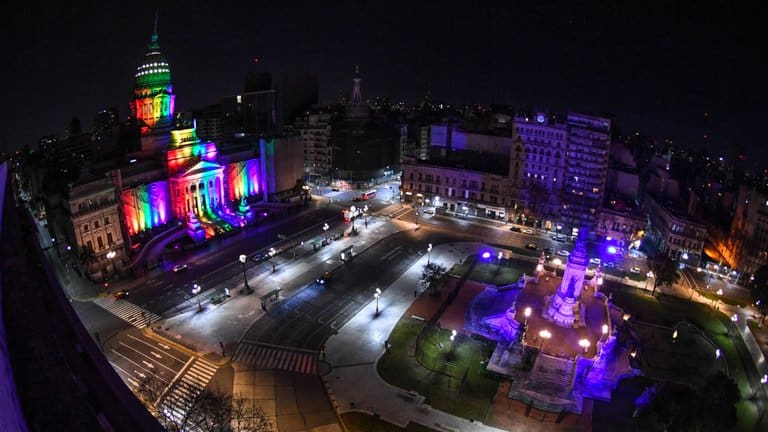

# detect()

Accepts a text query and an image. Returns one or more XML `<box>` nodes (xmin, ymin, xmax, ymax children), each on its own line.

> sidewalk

<box><xmin>323</xmin><ymin>242</ymin><xmax>508</xmax><ymax>432</ymax></box>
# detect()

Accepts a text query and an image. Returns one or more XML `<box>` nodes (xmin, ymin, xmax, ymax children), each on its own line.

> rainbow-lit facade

<box><xmin>121</xmin><ymin>32</ymin><xmax>260</xmax><ymax>241</ymax></box>
<box><xmin>131</xmin><ymin>34</ymin><xmax>175</xmax><ymax>134</ymax></box>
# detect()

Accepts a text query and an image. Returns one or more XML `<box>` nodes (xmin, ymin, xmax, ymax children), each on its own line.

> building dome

<box><xmin>135</xmin><ymin>34</ymin><xmax>172</xmax><ymax>90</ymax></box>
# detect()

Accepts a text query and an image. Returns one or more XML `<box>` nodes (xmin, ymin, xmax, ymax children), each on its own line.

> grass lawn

<box><xmin>377</xmin><ymin>318</ymin><xmax>500</xmax><ymax>422</ymax></box>
<box><xmin>605</xmin><ymin>286</ymin><xmax>759</xmax><ymax>431</ymax></box>
<box><xmin>448</xmin><ymin>253</ymin><xmax>525</xmax><ymax>286</ymax></box>
<box><xmin>697</xmin><ymin>289</ymin><xmax>752</xmax><ymax>308</ymax></box>
<box><xmin>341</xmin><ymin>412</ymin><xmax>437</xmax><ymax>432</ymax></box>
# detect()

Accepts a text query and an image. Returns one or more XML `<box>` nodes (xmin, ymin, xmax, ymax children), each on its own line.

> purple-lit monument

<box><xmin>544</xmin><ymin>231</ymin><xmax>589</xmax><ymax>327</ymax></box>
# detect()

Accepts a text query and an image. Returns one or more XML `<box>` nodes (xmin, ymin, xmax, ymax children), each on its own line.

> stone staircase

<box><xmin>508</xmin><ymin>353</ymin><xmax>583</xmax><ymax>414</ymax></box>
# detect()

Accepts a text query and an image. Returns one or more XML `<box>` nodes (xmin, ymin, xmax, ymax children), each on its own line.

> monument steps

<box><xmin>508</xmin><ymin>353</ymin><xmax>583</xmax><ymax>414</ymax></box>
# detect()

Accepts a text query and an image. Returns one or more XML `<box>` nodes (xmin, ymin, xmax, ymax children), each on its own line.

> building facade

<box><xmin>514</xmin><ymin>113</ymin><xmax>568</xmax><ymax>228</ymax></box>
<box><xmin>561</xmin><ymin>113</ymin><xmax>612</xmax><ymax>237</ymax></box>
<box><xmin>644</xmin><ymin>194</ymin><xmax>706</xmax><ymax>266</ymax></box>
<box><xmin>724</xmin><ymin>184</ymin><xmax>768</xmax><ymax>275</ymax></box>
<box><xmin>294</xmin><ymin>112</ymin><xmax>333</xmax><ymax>183</ymax></box>
<box><xmin>65</xmin><ymin>174</ymin><xmax>126</xmax><ymax>279</ymax></box>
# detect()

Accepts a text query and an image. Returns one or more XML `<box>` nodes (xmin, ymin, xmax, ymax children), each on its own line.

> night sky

<box><xmin>3</xmin><ymin>1</ymin><xmax>766</xmax><ymax>166</ymax></box>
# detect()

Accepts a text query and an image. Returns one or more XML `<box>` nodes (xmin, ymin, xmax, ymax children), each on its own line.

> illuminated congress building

<box><xmin>64</xmin><ymin>30</ymin><xmax>301</xmax><ymax>279</ymax></box>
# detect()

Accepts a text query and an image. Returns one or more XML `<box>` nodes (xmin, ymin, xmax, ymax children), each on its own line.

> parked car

<box><xmin>113</xmin><ymin>290</ymin><xmax>129</xmax><ymax>300</ymax></box>
<box><xmin>422</xmin><ymin>207</ymin><xmax>435</xmax><ymax>215</ymax></box>
<box><xmin>630</xmin><ymin>267</ymin><xmax>641</xmax><ymax>274</ymax></box>
<box><xmin>522</xmin><ymin>228</ymin><xmax>535</xmax><ymax>235</ymax></box>
<box><xmin>316</xmin><ymin>272</ymin><xmax>333</xmax><ymax>284</ymax></box>
<box><xmin>525</xmin><ymin>243</ymin><xmax>538</xmax><ymax>250</ymax></box>
<box><xmin>510</xmin><ymin>226</ymin><xmax>523</xmax><ymax>233</ymax></box>
<box><xmin>173</xmin><ymin>264</ymin><xmax>188</xmax><ymax>273</ymax></box>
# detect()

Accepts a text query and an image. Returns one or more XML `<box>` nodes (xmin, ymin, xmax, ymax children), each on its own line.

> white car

<box><xmin>589</xmin><ymin>258</ymin><xmax>602</xmax><ymax>265</ymax></box>
<box><xmin>557</xmin><ymin>250</ymin><xmax>570</xmax><ymax>257</ymax></box>
<box><xmin>630</xmin><ymin>267</ymin><xmax>641</xmax><ymax>274</ymax></box>
<box><xmin>522</xmin><ymin>228</ymin><xmax>535</xmax><ymax>235</ymax></box>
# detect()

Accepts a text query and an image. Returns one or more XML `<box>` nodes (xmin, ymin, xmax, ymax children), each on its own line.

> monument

<box><xmin>544</xmin><ymin>230</ymin><xmax>589</xmax><ymax>327</ymax></box>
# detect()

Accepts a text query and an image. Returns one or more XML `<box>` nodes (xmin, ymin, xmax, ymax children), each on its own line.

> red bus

<box><xmin>361</xmin><ymin>189</ymin><xmax>376</xmax><ymax>200</ymax></box>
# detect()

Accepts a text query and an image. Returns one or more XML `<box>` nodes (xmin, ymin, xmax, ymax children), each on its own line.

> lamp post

<box><xmin>672</xmin><ymin>329</ymin><xmax>678</xmax><ymax>343</ymax></box>
<box><xmin>363</xmin><ymin>205</ymin><xmax>369</xmax><ymax>227</ymax></box>
<box><xmin>728</xmin><ymin>313</ymin><xmax>738</xmax><ymax>337</ymax></box>
<box><xmin>323</xmin><ymin>223</ymin><xmax>329</xmax><ymax>242</ymax></box>
<box><xmin>239</xmin><ymin>254</ymin><xmax>250</xmax><ymax>293</ymax></box>
<box><xmin>522</xmin><ymin>307</ymin><xmax>532</xmax><ymax>343</ymax></box>
<box><xmin>539</xmin><ymin>329</ymin><xmax>551</xmax><ymax>352</ymax></box>
<box><xmin>374</xmin><ymin>288</ymin><xmax>382</xmax><ymax>316</ymax></box>
<box><xmin>579</xmin><ymin>338</ymin><xmax>591</xmax><ymax>354</ymax></box>
<box><xmin>645</xmin><ymin>271</ymin><xmax>654</xmax><ymax>292</ymax></box>
<box><xmin>106</xmin><ymin>250</ymin><xmax>117</xmax><ymax>276</ymax></box>
<box><xmin>427</xmin><ymin>243</ymin><xmax>433</xmax><ymax>265</ymax></box>
<box><xmin>269</xmin><ymin>248</ymin><xmax>276</xmax><ymax>272</ymax></box>
<box><xmin>602</xmin><ymin>324</ymin><xmax>609</xmax><ymax>340</ymax></box>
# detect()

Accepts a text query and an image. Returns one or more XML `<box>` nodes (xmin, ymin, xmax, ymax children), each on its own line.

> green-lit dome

<box><xmin>135</xmin><ymin>34</ymin><xmax>172</xmax><ymax>88</ymax></box>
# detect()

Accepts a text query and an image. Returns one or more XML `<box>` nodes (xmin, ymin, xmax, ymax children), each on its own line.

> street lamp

<box><xmin>106</xmin><ymin>250</ymin><xmax>117</xmax><ymax>275</ymax></box>
<box><xmin>602</xmin><ymin>324</ymin><xmax>609</xmax><ymax>340</ymax></box>
<box><xmin>715</xmin><ymin>348</ymin><xmax>721</xmax><ymax>359</ymax></box>
<box><xmin>524</xmin><ymin>307</ymin><xmax>532</xmax><ymax>325</ymax></box>
<box><xmin>539</xmin><ymin>329</ymin><xmax>551</xmax><ymax>351</ymax></box>
<box><xmin>645</xmin><ymin>271</ymin><xmax>654</xmax><ymax>291</ymax></box>
<box><xmin>239</xmin><ymin>254</ymin><xmax>251</xmax><ymax>293</ymax></box>
<box><xmin>427</xmin><ymin>243</ymin><xmax>433</xmax><ymax>264</ymax></box>
<box><xmin>579</xmin><ymin>338</ymin><xmax>591</xmax><ymax>353</ymax></box>
<box><xmin>374</xmin><ymin>288</ymin><xmax>382</xmax><ymax>316</ymax></box>
<box><xmin>269</xmin><ymin>248</ymin><xmax>277</xmax><ymax>272</ymax></box>
<box><xmin>363</xmin><ymin>205</ymin><xmax>369</xmax><ymax>227</ymax></box>
<box><xmin>672</xmin><ymin>329</ymin><xmax>678</xmax><ymax>343</ymax></box>
<box><xmin>323</xmin><ymin>223</ymin><xmax>330</xmax><ymax>242</ymax></box>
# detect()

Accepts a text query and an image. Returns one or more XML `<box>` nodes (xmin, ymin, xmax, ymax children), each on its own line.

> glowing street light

<box><xmin>106</xmin><ymin>250</ymin><xmax>117</xmax><ymax>274</ymax></box>
<box><xmin>363</xmin><ymin>205</ymin><xmax>369</xmax><ymax>227</ymax></box>
<box><xmin>191</xmin><ymin>283</ymin><xmax>202</xmax><ymax>295</ymax></box>
<box><xmin>524</xmin><ymin>307</ymin><xmax>532</xmax><ymax>324</ymax></box>
<box><xmin>672</xmin><ymin>329</ymin><xmax>678</xmax><ymax>342</ymax></box>
<box><xmin>427</xmin><ymin>243</ymin><xmax>433</xmax><ymax>264</ymax></box>
<box><xmin>715</xmin><ymin>348</ymin><xmax>721</xmax><ymax>359</ymax></box>
<box><xmin>539</xmin><ymin>329</ymin><xmax>552</xmax><ymax>351</ymax></box>
<box><xmin>602</xmin><ymin>324</ymin><xmax>609</xmax><ymax>338</ymax></box>
<box><xmin>450</xmin><ymin>329</ymin><xmax>457</xmax><ymax>341</ymax></box>
<box><xmin>578</xmin><ymin>338</ymin><xmax>591</xmax><ymax>353</ymax></box>
<box><xmin>374</xmin><ymin>288</ymin><xmax>382</xmax><ymax>316</ymax></box>
<box><xmin>239</xmin><ymin>254</ymin><xmax>251</xmax><ymax>293</ymax></box>
<box><xmin>323</xmin><ymin>223</ymin><xmax>330</xmax><ymax>241</ymax></box>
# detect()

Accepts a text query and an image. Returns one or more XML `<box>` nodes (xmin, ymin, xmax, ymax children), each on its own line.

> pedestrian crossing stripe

<box><xmin>93</xmin><ymin>297</ymin><xmax>161</xmax><ymax>329</ymax></box>
<box><xmin>161</xmin><ymin>357</ymin><xmax>219</xmax><ymax>427</ymax></box>
<box><xmin>235</xmin><ymin>343</ymin><xmax>319</xmax><ymax>375</ymax></box>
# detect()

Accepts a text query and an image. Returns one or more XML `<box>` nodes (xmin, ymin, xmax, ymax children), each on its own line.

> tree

<box><xmin>135</xmin><ymin>374</ymin><xmax>273</xmax><ymax>432</ymax></box>
<box><xmin>420</xmin><ymin>262</ymin><xmax>448</xmax><ymax>296</ymax></box>
<box><xmin>750</xmin><ymin>265</ymin><xmax>768</xmax><ymax>326</ymax></box>
<box><xmin>637</xmin><ymin>372</ymin><xmax>739</xmax><ymax>432</ymax></box>
<box><xmin>647</xmin><ymin>254</ymin><xmax>680</xmax><ymax>296</ymax></box>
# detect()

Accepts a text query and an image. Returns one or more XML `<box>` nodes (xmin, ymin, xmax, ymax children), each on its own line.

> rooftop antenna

<box><xmin>153</xmin><ymin>9</ymin><xmax>159</xmax><ymax>35</ymax></box>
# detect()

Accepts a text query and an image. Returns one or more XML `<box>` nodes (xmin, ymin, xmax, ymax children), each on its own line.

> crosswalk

<box><xmin>235</xmin><ymin>342</ymin><xmax>319</xmax><ymax>375</ymax></box>
<box><xmin>161</xmin><ymin>357</ymin><xmax>219</xmax><ymax>425</ymax></box>
<box><xmin>93</xmin><ymin>297</ymin><xmax>161</xmax><ymax>329</ymax></box>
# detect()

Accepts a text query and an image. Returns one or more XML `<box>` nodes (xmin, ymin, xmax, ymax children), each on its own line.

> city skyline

<box><xmin>3</xmin><ymin>1</ymin><xmax>766</xmax><ymax>167</ymax></box>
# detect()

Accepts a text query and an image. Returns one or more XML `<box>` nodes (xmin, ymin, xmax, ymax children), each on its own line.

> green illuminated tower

<box><xmin>131</xmin><ymin>29</ymin><xmax>175</xmax><ymax>153</ymax></box>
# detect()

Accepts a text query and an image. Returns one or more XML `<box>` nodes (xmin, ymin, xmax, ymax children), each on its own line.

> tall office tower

<box><xmin>561</xmin><ymin>112</ymin><xmax>611</xmax><ymax>237</ymax></box>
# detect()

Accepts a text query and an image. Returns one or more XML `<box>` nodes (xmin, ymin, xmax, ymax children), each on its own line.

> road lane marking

<box><xmin>117</xmin><ymin>341</ymin><xmax>176</xmax><ymax>373</ymax></box>
<box><xmin>126</xmin><ymin>334</ymin><xmax>187</xmax><ymax>364</ymax></box>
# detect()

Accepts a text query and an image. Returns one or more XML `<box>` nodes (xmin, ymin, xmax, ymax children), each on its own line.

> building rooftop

<box><xmin>415</xmin><ymin>150</ymin><xmax>509</xmax><ymax>177</ymax></box>
<box><xmin>0</xmin><ymin>162</ymin><xmax>163</xmax><ymax>432</ymax></box>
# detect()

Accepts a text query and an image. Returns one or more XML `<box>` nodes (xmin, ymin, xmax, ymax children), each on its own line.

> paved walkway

<box><xmin>323</xmin><ymin>242</ymin><xmax>509</xmax><ymax>432</ymax></box>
